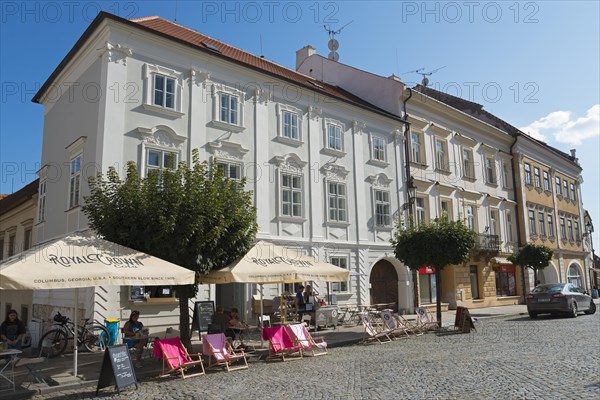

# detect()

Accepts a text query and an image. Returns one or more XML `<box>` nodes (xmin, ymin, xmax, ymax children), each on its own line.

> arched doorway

<box><xmin>538</xmin><ymin>263</ymin><xmax>559</xmax><ymax>284</ymax></box>
<box><xmin>370</xmin><ymin>260</ymin><xmax>399</xmax><ymax>310</ymax></box>
<box><xmin>567</xmin><ymin>264</ymin><xmax>583</xmax><ymax>287</ymax></box>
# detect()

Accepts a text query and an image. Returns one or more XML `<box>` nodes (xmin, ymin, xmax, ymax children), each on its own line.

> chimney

<box><xmin>570</xmin><ymin>149</ymin><xmax>577</xmax><ymax>158</ymax></box>
<box><xmin>296</xmin><ymin>45</ymin><xmax>316</xmax><ymax>70</ymax></box>
<box><xmin>388</xmin><ymin>74</ymin><xmax>401</xmax><ymax>82</ymax></box>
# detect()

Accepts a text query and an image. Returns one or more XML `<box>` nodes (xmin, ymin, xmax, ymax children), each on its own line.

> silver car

<box><xmin>526</xmin><ymin>283</ymin><xmax>597</xmax><ymax>318</ymax></box>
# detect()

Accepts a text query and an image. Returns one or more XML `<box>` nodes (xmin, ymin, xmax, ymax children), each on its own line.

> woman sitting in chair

<box><xmin>123</xmin><ymin>310</ymin><xmax>148</xmax><ymax>367</ymax></box>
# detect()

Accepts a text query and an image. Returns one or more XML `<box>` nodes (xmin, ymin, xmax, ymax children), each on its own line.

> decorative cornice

<box><xmin>366</xmin><ymin>172</ymin><xmax>393</xmax><ymax>188</ymax></box>
<box><xmin>190</xmin><ymin>68</ymin><xmax>210</xmax><ymax>87</ymax></box>
<box><xmin>308</xmin><ymin>106</ymin><xmax>322</xmax><ymax>120</ymax></box>
<box><xmin>253</xmin><ymin>87</ymin><xmax>271</xmax><ymax>104</ymax></box>
<box><xmin>136</xmin><ymin>126</ymin><xmax>186</xmax><ymax>150</ymax></box>
<box><xmin>271</xmin><ymin>153</ymin><xmax>308</xmax><ymax>170</ymax></box>
<box><xmin>99</xmin><ymin>41</ymin><xmax>132</xmax><ymax>65</ymax></box>
<box><xmin>321</xmin><ymin>163</ymin><xmax>350</xmax><ymax>180</ymax></box>
<box><xmin>352</xmin><ymin>120</ymin><xmax>366</xmax><ymax>132</ymax></box>
<box><xmin>206</xmin><ymin>140</ymin><xmax>249</xmax><ymax>161</ymax></box>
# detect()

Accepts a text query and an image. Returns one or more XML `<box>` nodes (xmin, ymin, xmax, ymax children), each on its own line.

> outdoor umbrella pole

<box><xmin>74</xmin><ymin>288</ymin><xmax>79</xmax><ymax>377</ymax></box>
<box><xmin>260</xmin><ymin>283</ymin><xmax>264</xmax><ymax>348</ymax></box>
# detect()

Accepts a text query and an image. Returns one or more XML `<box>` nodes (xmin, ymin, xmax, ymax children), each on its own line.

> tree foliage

<box><xmin>83</xmin><ymin>149</ymin><xmax>258</xmax><ymax>346</ymax></box>
<box><xmin>391</xmin><ymin>216</ymin><xmax>477</xmax><ymax>326</ymax></box>
<box><xmin>507</xmin><ymin>244</ymin><xmax>553</xmax><ymax>287</ymax></box>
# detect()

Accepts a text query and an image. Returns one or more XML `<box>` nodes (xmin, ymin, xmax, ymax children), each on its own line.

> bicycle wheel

<box><xmin>82</xmin><ymin>324</ymin><xmax>110</xmax><ymax>352</ymax></box>
<box><xmin>39</xmin><ymin>329</ymin><xmax>68</xmax><ymax>358</ymax></box>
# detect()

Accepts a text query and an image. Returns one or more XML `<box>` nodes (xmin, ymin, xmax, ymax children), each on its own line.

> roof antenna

<box><xmin>404</xmin><ymin>66</ymin><xmax>447</xmax><ymax>87</ymax></box>
<box><xmin>323</xmin><ymin>20</ymin><xmax>353</xmax><ymax>62</ymax></box>
<box><xmin>260</xmin><ymin>34</ymin><xmax>264</xmax><ymax>58</ymax></box>
<box><xmin>174</xmin><ymin>0</ymin><xmax>179</xmax><ymax>22</ymax></box>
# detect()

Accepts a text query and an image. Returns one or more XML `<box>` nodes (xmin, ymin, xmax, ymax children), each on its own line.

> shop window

<box><xmin>567</xmin><ymin>264</ymin><xmax>582</xmax><ymax>287</ymax></box>
<box><xmin>330</xmin><ymin>256</ymin><xmax>349</xmax><ymax>293</ymax></box>
<box><xmin>418</xmin><ymin>266</ymin><xmax>436</xmax><ymax>304</ymax></box>
<box><xmin>130</xmin><ymin>286</ymin><xmax>176</xmax><ymax>301</ymax></box>
<box><xmin>495</xmin><ymin>265</ymin><xmax>516</xmax><ymax>296</ymax></box>
<box><xmin>470</xmin><ymin>265</ymin><xmax>480</xmax><ymax>299</ymax></box>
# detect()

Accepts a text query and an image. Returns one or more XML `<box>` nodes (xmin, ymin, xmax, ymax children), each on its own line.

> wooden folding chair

<box><xmin>359</xmin><ymin>313</ymin><xmax>392</xmax><ymax>344</ymax></box>
<box><xmin>379</xmin><ymin>311</ymin><xmax>410</xmax><ymax>339</ymax></box>
<box><xmin>262</xmin><ymin>326</ymin><xmax>303</xmax><ymax>361</ymax></box>
<box><xmin>286</xmin><ymin>324</ymin><xmax>328</xmax><ymax>357</ymax></box>
<box><xmin>202</xmin><ymin>333</ymin><xmax>248</xmax><ymax>372</ymax></box>
<box><xmin>415</xmin><ymin>307</ymin><xmax>440</xmax><ymax>331</ymax></box>
<box><xmin>152</xmin><ymin>337</ymin><xmax>205</xmax><ymax>379</ymax></box>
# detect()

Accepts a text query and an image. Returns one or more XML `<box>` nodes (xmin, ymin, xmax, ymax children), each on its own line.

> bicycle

<box><xmin>38</xmin><ymin>312</ymin><xmax>110</xmax><ymax>358</ymax></box>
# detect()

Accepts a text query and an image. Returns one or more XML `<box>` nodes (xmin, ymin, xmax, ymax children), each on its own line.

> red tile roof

<box><xmin>0</xmin><ymin>179</ymin><xmax>39</xmax><ymax>215</ymax></box>
<box><xmin>33</xmin><ymin>13</ymin><xmax>403</xmax><ymax>123</ymax></box>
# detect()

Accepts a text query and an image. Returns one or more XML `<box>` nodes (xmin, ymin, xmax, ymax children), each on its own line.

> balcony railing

<box><xmin>474</xmin><ymin>234</ymin><xmax>500</xmax><ymax>253</ymax></box>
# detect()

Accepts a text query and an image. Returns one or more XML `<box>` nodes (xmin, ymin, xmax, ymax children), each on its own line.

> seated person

<box><xmin>227</xmin><ymin>308</ymin><xmax>248</xmax><ymax>342</ymax></box>
<box><xmin>0</xmin><ymin>309</ymin><xmax>26</xmax><ymax>350</ymax></box>
<box><xmin>211</xmin><ymin>305</ymin><xmax>232</xmax><ymax>336</ymax></box>
<box><xmin>122</xmin><ymin>310</ymin><xmax>148</xmax><ymax>366</ymax></box>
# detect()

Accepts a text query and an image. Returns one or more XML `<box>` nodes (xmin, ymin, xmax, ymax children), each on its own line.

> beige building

<box><xmin>0</xmin><ymin>179</ymin><xmax>38</xmax><ymax>325</ymax></box>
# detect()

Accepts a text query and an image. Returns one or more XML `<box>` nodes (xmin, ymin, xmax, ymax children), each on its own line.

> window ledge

<box><xmin>410</xmin><ymin>161</ymin><xmax>428</xmax><ymax>169</ymax></box>
<box><xmin>374</xmin><ymin>225</ymin><xmax>393</xmax><ymax>232</ymax></box>
<box><xmin>277</xmin><ymin>216</ymin><xmax>307</xmax><ymax>223</ymax></box>
<box><xmin>502</xmin><ymin>185</ymin><xmax>512</xmax><ymax>190</ymax></box>
<box><xmin>544</xmin><ymin>189</ymin><xmax>552</xmax><ymax>196</ymax></box>
<box><xmin>142</xmin><ymin>103</ymin><xmax>185</xmax><ymax>118</ymax></box>
<box><xmin>463</xmin><ymin>174</ymin><xmax>476</xmax><ymax>182</ymax></box>
<box><xmin>368</xmin><ymin>159</ymin><xmax>389</xmax><ymax>168</ymax></box>
<box><xmin>325</xmin><ymin>221</ymin><xmax>350</xmax><ymax>228</ymax></box>
<box><xmin>485</xmin><ymin>181</ymin><xmax>499</xmax><ymax>187</ymax></box>
<box><xmin>525</xmin><ymin>183</ymin><xmax>533</xmax><ymax>189</ymax></box>
<box><xmin>322</xmin><ymin>147</ymin><xmax>346</xmax><ymax>158</ymax></box>
<box><xmin>210</xmin><ymin>120</ymin><xmax>246</xmax><ymax>133</ymax></box>
<box><xmin>472</xmin><ymin>299</ymin><xmax>485</xmax><ymax>303</ymax></box>
<box><xmin>65</xmin><ymin>205</ymin><xmax>82</xmax><ymax>213</ymax></box>
<box><xmin>133</xmin><ymin>297</ymin><xmax>179</xmax><ymax>304</ymax></box>
<box><xmin>274</xmin><ymin>136</ymin><xmax>304</xmax><ymax>147</ymax></box>
<box><xmin>435</xmin><ymin>167</ymin><xmax>452</xmax><ymax>175</ymax></box>
<box><xmin>496</xmin><ymin>295</ymin><xmax>519</xmax><ymax>300</ymax></box>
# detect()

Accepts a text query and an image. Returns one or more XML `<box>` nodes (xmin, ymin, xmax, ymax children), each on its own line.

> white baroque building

<box><xmin>30</xmin><ymin>12</ymin><xmax>413</xmax><ymax>329</ymax></box>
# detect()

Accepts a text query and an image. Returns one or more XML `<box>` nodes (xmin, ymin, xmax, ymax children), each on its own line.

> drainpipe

<box><xmin>402</xmin><ymin>87</ymin><xmax>419</xmax><ymax>312</ymax></box>
<box><xmin>509</xmin><ymin>134</ymin><xmax>526</xmax><ymax>302</ymax></box>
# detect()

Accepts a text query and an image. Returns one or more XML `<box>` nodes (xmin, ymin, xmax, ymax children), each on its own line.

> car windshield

<box><xmin>532</xmin><ymin>284</ymin><xmax>564</xmax><ymax>293</ymax></box>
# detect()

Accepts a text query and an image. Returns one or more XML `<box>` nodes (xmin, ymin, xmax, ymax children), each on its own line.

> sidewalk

<box><xmin>0</xmin><ymin>302</ymin><xmax>543</xmax><ymax>399</ymax></box>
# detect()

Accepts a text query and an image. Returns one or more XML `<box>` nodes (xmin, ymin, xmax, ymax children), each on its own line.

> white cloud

<box><xmin>519</xmin><ymin>105</ymin><xmax>600</xmax><ymax>145</ymax></box>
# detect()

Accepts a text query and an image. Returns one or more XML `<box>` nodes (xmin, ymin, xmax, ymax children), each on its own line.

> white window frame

<box><xmin>466</xmin><ymin>204</ymin><xmax>477</xmax><ymax>231</ymax></box>
<box><xmin>327</xmin><ymin>181</ymin><xmax>347</xmax><ymax>222</ymax></box>
<box><xmin>555</xmin><ymin>176</ymin><xmax>562</xmax><ymax>196</ymax></box>
<box><xmin>435</xmin><ymin>139</ymin><xmax>448</xmax><ymax>171</ymax></box>
<box><xmin>490</xmin><ymin>209</ymin><xmax>499</xmax><ymax>237</ymax></box>
<box><xmin>281</xmin><ymin>172</ymin><xmax>303</xmax><ymax>218</ymax></box>
<box><xmin>38</xmin><ymin>179</ymin><xmax>47</xmax><ymax>222</ymax></box>
<box><xmin>416</xmin><ymin>197</ymin><xmax>427</xmax><ymax>226</ymax></box>
<box><xmin>528</xmin><ymin>209</ymin><xmax>536</xmax><ymax>235</ymax></box>
<box><xmin>374</xmin><ymin>189</ymin><xmax>391</xmax><ymax>227</ymax></box>
<box><xmin>440</xmin><ymin>198</ymin><xmax>453</xmax><ymax>220</ymax></box>
<box><xmin>570</xmin><ymin>183</ymin><xmax>576</xmax><ymax>201</ymax></box>
<box><xmin>211</xmin><ymin>84</ymin><xmax>245</xmax><ymax>131</ymax></box>
<box><xmin>538</xmin><ymin>211</ymin><xmax>546</xmax><ymax>237</ymax></box>
<box><xmin>506</xmin><ymin>211</ymin><xmax>514</xmax><ymax>242</ymax></box>
<box><xmin>543</xmin><ymin>171</ymin><xmax>550</xmax><ymax>192</ymax></box>
<box><xmin>575</xmin><ymin>221</ymin><xmax>580</xmax><ymax>241</ymax></box>
<box><xmin>370</xmin><ymin>135</ymin><xmax>387</xmax><ymax>164</ymax></box>
<box><xmin>217</xmin><ymin>160</ymin><xmax>243</xmax><ymax>181</ymax></box>
<box><xmin>524</xmin><ymin>163</ymin><xmax>532</xmax><ymax>185</ymax></box>
<box><xmin>560</xmin><ymin>217</ymin><xmax>566</xmax><ymax>240</ymax></box>
<box><xmin>411</xmin><ymin>131</ymin><xmax>425</xmax><ymax>165</ymax></box>
<box><xmin>533</xmin><ymin>167</ymin><xmax>541</xmax><ymax>188</ymax></box>
<box><xmin>563</xmin><ymin>180</ymin><xmax>569</xmax><ymax>200</ymax></box>
<box><xmin>547</xmin><ymin>214</ymin><xmax>554</xmax><ymax>238</ymax></box>
<box><xmin>330</xmin><ymin>256</ymin><xmax>350</xmax><ymax>293</ymax></box>
<box><xmin>143</xmin><ymin>64</ymin><xmax>183</xmax><ymax>116</ymax></box>
<box><xmin>567</xmin><ymin>219</ymin><xmax>574</xmax><ymax>241</ymax></box>
<box><xmin>145</xmin><ymin>147</ymin><xmax>178</xmax><ymax>177</ymax></box>
<box><xmin>153</xmin><ymin>73</ymin><xmax>176</xmax><ymax>109</ymax></box>
<box><xmin>463</xmin><ymin>148</ymin><xmax>474</xmax><ymax>178</ymax></box>
<box><xmin>485</xmin><ymin>156</ymin><xmax>496</xmax><ymax>185</ymax></box>
<box><xmin>324</xmin><ymin>119</ymin><xmax>344</xmax><ymax>154</ymax></box>
<box><xmin>502</xmin><ymin>162</ymin><xmax>511</xmax><ymax>189</ymax></box>
<box><xmin>69</xmin><ymin>153</ymin><xmax>82</xmax><ymax>209</ymax></box>
<box><xmin>276</xmin><ymin>104</ymin><xmax>302</xmax><ymax>143</ymax></box>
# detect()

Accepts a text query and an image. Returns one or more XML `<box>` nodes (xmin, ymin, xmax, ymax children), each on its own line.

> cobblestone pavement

<box><xmin>33</xmin><ymin>313</ymin><xmax>599</xmax><ymax>400</ymax></box>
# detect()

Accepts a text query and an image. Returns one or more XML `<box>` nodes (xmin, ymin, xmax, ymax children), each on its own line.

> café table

<box><xmin>0</xmin><ymin>349</ymin><xmax>22</xmax><ymax>392</ymax></box>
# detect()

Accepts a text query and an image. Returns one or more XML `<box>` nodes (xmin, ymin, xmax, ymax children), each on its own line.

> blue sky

<box><xmin>1</xmin><ymin>1</ymin><xmax>598</xmax><ymax>244</ymax></box>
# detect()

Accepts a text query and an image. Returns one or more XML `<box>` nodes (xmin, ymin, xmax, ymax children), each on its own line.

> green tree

<box><xmin>391</xmin><ymin>216</ymin><xmax>476</xmax><ymax>327</ymax></box>
<box><xmin>83</xmin><ymin>149</ymin><xmax>257</xmax><ymax>347</ymax></box>
<box><xmin>507</xmin><ymin>244</ymin><xmax>553</xmax><ymax>292</ymax></box>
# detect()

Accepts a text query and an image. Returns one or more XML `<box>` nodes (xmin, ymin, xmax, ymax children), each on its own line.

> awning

<box><xmin>490</xmin><ymin>257</ymin><xmax>513</xmax><ymax>265</ymax></box>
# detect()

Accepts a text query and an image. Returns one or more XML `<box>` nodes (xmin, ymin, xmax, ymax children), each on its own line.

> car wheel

<box><xmin>528</xmin><ymin>311</ymin><xmax>538</xmax><ymax>319</ymax></box>
<box><xmin>569</xmin><ymin>302</ymin><xmax>578</xmax><ymax>318</ymax></box>
<box><xmin>584</xmin><ymin>301</ymin><xmax>597</xmax><ymax>315</ymax></box>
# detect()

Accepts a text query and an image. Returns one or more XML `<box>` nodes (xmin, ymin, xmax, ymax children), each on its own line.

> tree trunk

<box><xmin>179</xmin><ymin>294</ymin><xmax>192</xmax><ymax>351</ymax></box>
<box><xmin>435</xmin><ymin>267</ymin><xmax>442</xmax><ymax>328</ymax></box>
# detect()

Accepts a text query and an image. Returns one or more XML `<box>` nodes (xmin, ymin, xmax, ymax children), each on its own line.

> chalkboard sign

<box><xmin>190</xmin><ymin>301</ymin><xmax>214</xmax><ymax>340</ymax></box>
<box><xmin>96</xmin><ymin>344</ymin><xmax>138</xmax><ymax>395</ymax></box>
<box><xmin>454</xmin><ymin>306</ymin><xmax>476</xmax><ymax>333</ymax></box>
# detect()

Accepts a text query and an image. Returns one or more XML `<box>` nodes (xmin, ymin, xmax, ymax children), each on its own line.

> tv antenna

<box><xmin>403</xmin><ymin>66</ymin><xmax>447</xmax><ymax>87</ymax></box>
<box><xmin>323</xmin><ymin>20</ymin><xmax>353</xmax><ymax>62</ymax></box>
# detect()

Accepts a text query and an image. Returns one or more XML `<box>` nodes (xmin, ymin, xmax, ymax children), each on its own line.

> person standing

<box><xmin>295</xmin><ymin>285</ymin><xmax>306</xmax><ymax>313</ymax></box>
<box><xmin>0</xmin><ymin>310</ymin><xmax>26</xmax><ymax>350</ymax></box>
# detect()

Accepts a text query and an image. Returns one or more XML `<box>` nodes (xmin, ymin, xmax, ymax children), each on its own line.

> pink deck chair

<box><xmin>286</xmin><ymin>324</ymin><xmax>328</xmax><ymax>357</ymax></box>
<box><xmin>202</xmin><ymin>333</ymin><xmax>248</xmax><ymax>372</ymax></box>
<box><xmin>261</xmin><ymin>326</ymin><xmax>303</xmax><ymax>361</ymax></box>
<box><xmin>153</xmin><ymin>337</ymin><xmax>205</xmax><ymax>379</ymax></box>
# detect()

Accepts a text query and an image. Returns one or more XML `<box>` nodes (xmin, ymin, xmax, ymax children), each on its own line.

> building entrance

<box><xmin>369</xmin><ymin>260</ymin><xmax>399</xmax><ymax>311</ymax></box>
